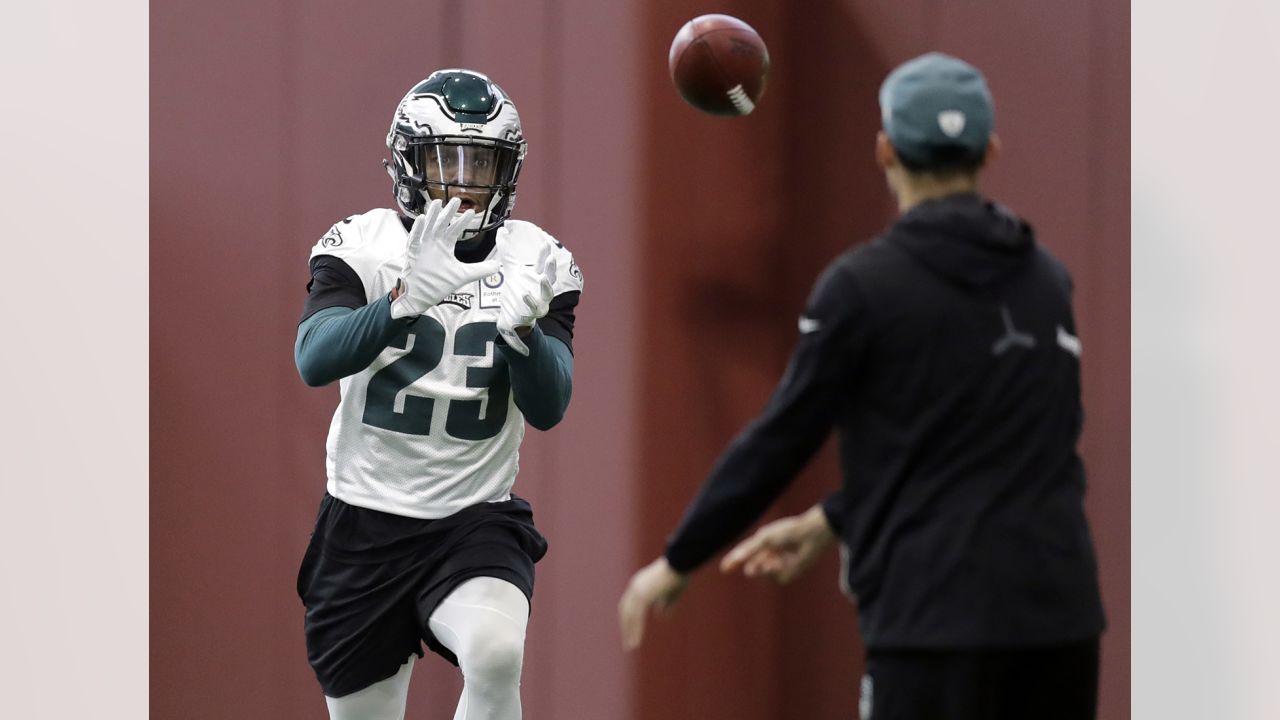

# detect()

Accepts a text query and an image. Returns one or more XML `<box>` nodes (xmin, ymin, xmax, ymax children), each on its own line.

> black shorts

<box><xmin>862</xmin><ymin>639</ymin><xmax>1099</xmax><ymax>720</ymax></box>
<box><xmin>296</xmin><ymin>493</ymin><xmax>548</xmax><ymax>698</ymax></box>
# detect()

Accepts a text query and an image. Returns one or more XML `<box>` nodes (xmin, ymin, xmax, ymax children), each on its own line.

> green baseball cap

<box><xmin>879</xmin><ymin>52</ymin><xmax>994</xmax><ymax>167</ymax></box>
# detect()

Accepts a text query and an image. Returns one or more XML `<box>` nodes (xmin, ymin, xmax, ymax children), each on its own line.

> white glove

<box><xmin>390</xmin><ymin>197</ymin><xmax>501</xmax><ymax>319</ymax></box>
<box><xmin>496</xmin><ymin>236</ymin><xmax>558</xmax><ymax>356</ymax></box>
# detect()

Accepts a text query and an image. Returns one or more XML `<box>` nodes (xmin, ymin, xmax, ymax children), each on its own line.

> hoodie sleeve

<box><xmin>821</xmin><ymin>488</ymin><xmax>847</xmax><ymax>534</ymax></box>
<box><xmin>663</xmin><ymin>261</ymin><xmax>868</xmax><ymax>573</ymax></box>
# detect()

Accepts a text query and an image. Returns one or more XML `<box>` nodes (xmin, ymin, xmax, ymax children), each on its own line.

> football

<box><xmin>667</xmin><ymin>14</ymin><xmax>770</xmax><ymax>117</ymax></box>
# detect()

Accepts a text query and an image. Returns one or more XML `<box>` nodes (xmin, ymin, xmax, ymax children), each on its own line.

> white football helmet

<box><xmin>384</xmin><ymin>69</ymin><xmax>526</xmax><ymax>235</ymax></box>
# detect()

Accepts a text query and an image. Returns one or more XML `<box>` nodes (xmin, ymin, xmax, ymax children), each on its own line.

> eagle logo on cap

<box><xmin>938</xmin><ymin>110</ymin><xmax>966</xmax><ymax>138</ymax></box>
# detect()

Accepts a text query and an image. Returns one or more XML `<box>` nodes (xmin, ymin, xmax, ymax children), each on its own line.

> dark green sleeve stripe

<box><xmin>295</xmin><ymin>295</ymin><xmax>407</xmax><ymax>387</ymax></box>
<box><xmin>498</xmin><ymin>325</ymin><xmax>574</xmax><ymax>431</ymax></box>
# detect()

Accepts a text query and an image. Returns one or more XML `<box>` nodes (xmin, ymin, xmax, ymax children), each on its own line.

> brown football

<box><xmin>668</xmin><ymin>14</ymin><xmax>770</xmax><ymax>117</ymax></box>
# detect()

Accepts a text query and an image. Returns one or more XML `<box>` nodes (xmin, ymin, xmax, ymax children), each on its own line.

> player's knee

<box><xmin>459</xmin><ymin>624</ymin><xmax>525</xmax><ymax>685</ymax></box>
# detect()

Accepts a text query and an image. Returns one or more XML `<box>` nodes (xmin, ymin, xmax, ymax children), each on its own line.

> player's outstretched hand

<box><xmin>390</xmin><ymin>197</ymin><xmax>501</xmax><ymax>319</ymax></box>
<box><xmin>720</xmin><ymin>504</ymin><xmax>836</xmax><ymax>585</ymax></box>
<box><xmin>495</xmin><ymin>234</ymin><xmax>556</xmax><ymax>355</ymax></box>
<box><xmin>618</xmin><ymin>557</ymin><xmax>689</xmax><ymax>651</ymax></box>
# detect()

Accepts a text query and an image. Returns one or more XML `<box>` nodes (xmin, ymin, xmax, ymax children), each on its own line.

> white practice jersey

<box><xmin>309</xmin><ymin>208</ymin><xmax>583</xmax><ymax>519</ymax></box>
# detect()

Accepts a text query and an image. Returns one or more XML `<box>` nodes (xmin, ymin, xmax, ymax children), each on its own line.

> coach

<box><xmin>619</xmin><ymin>52</ymin><xmax>1105</xmax><ymax>720</ymax></box>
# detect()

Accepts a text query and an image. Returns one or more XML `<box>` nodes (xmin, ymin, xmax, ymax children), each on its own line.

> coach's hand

<box><xmin>390</xmin><ymin>197</ymin><xmax>500</xmax><ymax>319</ymax></box>
<box><xmin>618</xmin><ymin>557</ymin><xmax>689</xmax><ymax>651</ymax></box>
<box><xmin>720</xmin><ymin>504</ymin><xmax>836</xmax><ymax>585</ymax></box>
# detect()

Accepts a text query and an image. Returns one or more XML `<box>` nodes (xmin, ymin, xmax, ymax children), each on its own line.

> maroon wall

<box><xmin>152</xmin><ymin>1</ymin><xmax>1128</xmax><ymax>718</ymax></box>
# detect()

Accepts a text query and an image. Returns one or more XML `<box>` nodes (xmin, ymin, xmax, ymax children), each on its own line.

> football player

<box><xmin>294</xmin><ymin>69</ymin><xmax>582</xmax><ymax>720</ymax></box>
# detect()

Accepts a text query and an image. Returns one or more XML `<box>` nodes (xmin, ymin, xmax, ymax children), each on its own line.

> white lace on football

<box><xmin>727</xmin><ymin>84</ymin><xmax>755</xmax><ymax>115</ymax></box>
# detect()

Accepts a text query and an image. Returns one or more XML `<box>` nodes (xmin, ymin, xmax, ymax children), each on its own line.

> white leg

<box><xmin>324</xmin><ymin>657</ymin><xmax>414</xmax><ymax>720</ymax></box>
<box><xmin>428</xmin><ymin>577</ymin><xmax>531</xmax><ymax>720</ymax></box>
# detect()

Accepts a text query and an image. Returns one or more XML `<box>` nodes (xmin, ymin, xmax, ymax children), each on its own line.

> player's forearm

<box><xmin>499</xmin><ymin>326</ymin><xmax>573</xmax><ymax>430</ymax></box>
<box><xmin>663</xmin><ymin>415</ymin><xmax>827</xmax><ymax>573</ymax></box>
<box><xmin>295</xmin><ymin>296</ymin><xmax>405</xmax><ymax>386</ymax></box>
<box><xmin>663</xmin><ymin>350</ymin><xmax>841</xmax><ymax>573</ymax></box>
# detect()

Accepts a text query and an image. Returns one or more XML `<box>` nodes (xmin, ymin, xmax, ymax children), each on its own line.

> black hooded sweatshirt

<box><xmin>664</xmin><ymin>192</ymin><xmax>1106</xmax><ymax>649</ymax></box>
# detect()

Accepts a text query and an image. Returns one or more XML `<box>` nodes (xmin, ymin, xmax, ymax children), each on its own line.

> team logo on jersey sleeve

<box><xmin>321</xmin><ymin>227</ymin><xmax>344</xmax><ymax>248</ymax></box>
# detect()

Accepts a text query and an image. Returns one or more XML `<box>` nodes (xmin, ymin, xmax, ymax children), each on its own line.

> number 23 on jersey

<box><xmin>362</xmin><ymin>319</ymin><xmax>510</xmax><ymax>441</ymax></box>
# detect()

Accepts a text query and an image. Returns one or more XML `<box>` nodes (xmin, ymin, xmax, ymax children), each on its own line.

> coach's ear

<box><xmin>875</xmin><ymin>131</ymin><xmax>899</xmax><ymax>170</ymax></box>
<box><xmin>982</xmin><ymin>133</ymin><xmax>1002</xmax><ymax>168</ymax></box>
